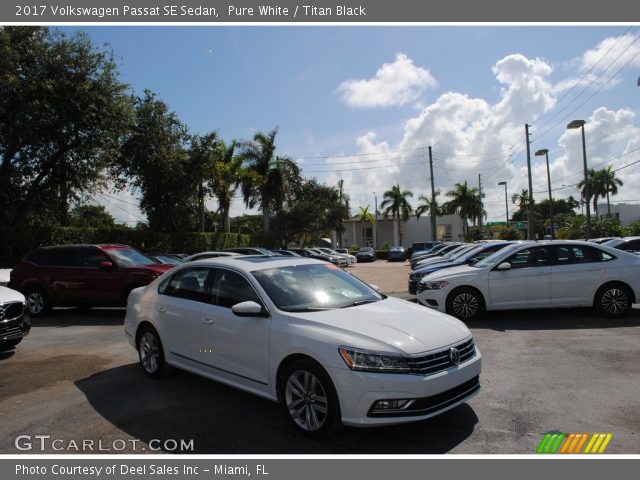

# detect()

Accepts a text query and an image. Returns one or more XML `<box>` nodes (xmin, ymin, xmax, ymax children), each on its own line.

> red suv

<box><xmin>9</xmin><ymin>244</ymin><xmax>175</xmax><ymax>316</ymax></box>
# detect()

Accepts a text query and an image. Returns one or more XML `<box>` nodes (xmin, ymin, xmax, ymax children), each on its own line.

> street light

<box><xmin>497</xmin><ymin>181</ymin><xmax>509</xmax><ymax>228</ymax></box>
<box><xmin>567</xmin><ymin>119</ymin><xmax>591</xmax><ymax>239</ymax></box>
<box><xmin>535</xmin><ymin>148</ymin><xmax>554</xmax><ymax>239</ymax></box>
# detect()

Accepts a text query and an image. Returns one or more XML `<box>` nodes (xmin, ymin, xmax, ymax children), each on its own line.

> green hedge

<box><xmin>0</xmin><ymin>226</ymin><xmax>252</xmax><ymax>266</ymax></box>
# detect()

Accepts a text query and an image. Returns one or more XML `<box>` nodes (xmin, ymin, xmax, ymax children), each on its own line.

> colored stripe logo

<box><xmin>536</xmin><ymin>432</ymin><xmax>613</xmax><ymax>454</ymax></box>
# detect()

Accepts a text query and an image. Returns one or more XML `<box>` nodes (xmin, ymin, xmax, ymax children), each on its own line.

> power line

<box><xmin>292</xmin><ymin>146</ymin><xmax>426</xmax><ymax>161</ymax></box>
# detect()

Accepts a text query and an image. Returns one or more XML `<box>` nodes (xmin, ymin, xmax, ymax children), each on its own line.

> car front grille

<box><xmin>0</xmin><ymin>324</ymin><xmax>23</xmax><ymax>340</ymax></box>
<box><xmin>0</xmin><ymin>302</ymin><xmax>24</xmax><ymax>321</ymax></box>
<box><xmin>406</xmin><ymin>338</ymin><xmax>476</xmax><ymax>376</ymax></box>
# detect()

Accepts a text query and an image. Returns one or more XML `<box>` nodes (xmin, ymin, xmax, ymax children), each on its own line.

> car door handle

<box><xmin>202</xmin><ymin>318</ymin><xmax>214</xmax><ymax>324</ymax></box>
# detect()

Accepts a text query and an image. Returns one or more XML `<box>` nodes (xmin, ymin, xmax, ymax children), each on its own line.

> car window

<box><xmin>79</xmin><ymin>249</ymin><xmax>110</xmax><ymax>267</ymax></box>
<box><xmin>159</xmin><ymin>267</ymin><xmax>211</xmax><ymax>303</ymax></box>
<box><xmin>106</xmin><ymin>248</ymin><xmax>156</xmax><ymax>266</ymax></box>
<box><xmin>212</xmin><ymin>269</ymin><xmax>261</xmax><ymax>309</ymax></box>
<box><xmin>37</xmin><ymin>248</ymin><xmax>81</xmax><ymax>267</ymax></box>
<box><xmin>553</xmin><ymin>245</ymin><xmax>596</xmax><ymax>265</ymax></box>
<box><xmin>505</xmin><ymin>247</ymin><xmax>548</xmax><ymax>269</ymax></box>
<box><xmin>594</xmin><ymin>249</ymin><xmax>615</xmax><ymax>262</ymax></box>
<box><xmin>620</xmin><ymin>239</ymin><xmax>640</xmax><ymax>251</ymax></box>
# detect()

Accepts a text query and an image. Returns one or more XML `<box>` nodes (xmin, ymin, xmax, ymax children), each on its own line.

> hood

<box><xmin>0</xmin><ymin>285</ymin><xmax>25</xmax><ymax>303</ymax></box>
<box><xmin>421</xmin><ymin>264</ymin><xmax>481</xmax><ymax>282</ymax></box>
<box><xmin>287</xmin><ymin>297</ymin><xmax>471</xmax><ymax>355</ymax></box>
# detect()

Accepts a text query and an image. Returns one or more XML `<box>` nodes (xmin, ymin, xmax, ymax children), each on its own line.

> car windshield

<box><xmin>602</xmin><ymin>239</ymin><xmax>624</xmax><ymax>248</ymax></box>
<box><xmin>106</xmin><ymin>248</ymin><xmax>156</xmax><ymax>266</ymax></box>
<box><xmin>252</xmin><ymin>263</ymin><xmax>383</xmax><ymax>312</ymax></box>
<box><xmin>358</xmin><ymin>248</ymin><xmax>372</xmax><ymax>253</ymax></box>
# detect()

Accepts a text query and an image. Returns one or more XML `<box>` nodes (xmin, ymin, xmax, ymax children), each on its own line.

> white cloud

<box><xmin>337</xmin><ymin>53</ymin><xmax>438</xmax><ymax>109</ymax></box>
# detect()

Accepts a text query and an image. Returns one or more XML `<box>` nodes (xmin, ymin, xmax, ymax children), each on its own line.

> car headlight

<box><xmin>339</xmin><ymin>347</ymin><xmax>411</xmax><ymax>373</ymax></box>
<box><xmin>420</xmin><ymin>280</ymin><xmax>449</xmax><ymax>290</ymax></box>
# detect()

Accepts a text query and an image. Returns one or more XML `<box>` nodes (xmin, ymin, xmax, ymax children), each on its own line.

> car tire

<box><xmin>594</xmin><ymin>283</ymin><xmax>632</xmax><ymax>318</ymax></box>
<box><xmin>24</xmin><ymin>286</ymin><xmax>50</xmax><ymax>317</ymax></box>
<box><xmin>280</xmin><ymin>359</ymin><xmax>342</xmax><ymax>437</ymax></box>
<box><xmin>137</xmin><ymin>326</ymin><xmax>171</xmax><ymax>378</ymax></box>
<box><xmin>0</xmin><ymin>338</ymin><xmax>22</xmax><ymax>351</ymax></box>
<box><xmin>446</xmin><ymin>287</ymin><xmax>484</xmax><ymax>321</ymax></box>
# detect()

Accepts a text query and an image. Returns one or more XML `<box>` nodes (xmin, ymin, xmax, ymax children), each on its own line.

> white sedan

<box><xmin>417</xmin><ymin>240</ymin><xmax>640</xmax><ymax>320</ymax></box>
<box><xmin>124</xmin><ymin>256</ymin><xmax>481</xmax><ymax>436</ymax></box>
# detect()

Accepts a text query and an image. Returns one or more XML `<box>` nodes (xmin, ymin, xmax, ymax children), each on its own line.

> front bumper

<box><xmin>416</xmin><ymin>287</ymin><xmax>449</xmax><ymax>313</ymax></box>
<box><xmin>0</xmin><ymin>307</ymin><xmax>31</xmax><ymax>342</ymax></box>
<box><xmin>329</xmin><ymin>348</ymin><xmax>481</xmax><ymax>426</ymax></box>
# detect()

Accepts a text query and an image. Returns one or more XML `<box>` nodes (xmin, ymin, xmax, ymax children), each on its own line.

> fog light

<box><xmin>372</xmin><ymin>399</ymin><xmax>415</xmax><ymax>411</ymax></box>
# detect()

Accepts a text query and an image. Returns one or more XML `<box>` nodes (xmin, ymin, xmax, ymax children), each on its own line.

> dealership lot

<box><xmin>1</xmin><ymin>260</ymin><xmax>639</xmax><ymax>454</ymax></box>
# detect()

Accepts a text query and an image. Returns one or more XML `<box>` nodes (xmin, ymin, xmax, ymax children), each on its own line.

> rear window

<box><xmin>29</xmin><ymin>248</ymin><xmax>79</xmax><ymax>267</ymax></box>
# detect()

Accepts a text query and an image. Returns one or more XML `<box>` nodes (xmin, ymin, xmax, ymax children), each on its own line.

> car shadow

<box><xmin>31</xmin><ymin>308</ymin><xmax>125</xmax><ymax>328</ymax></box>
<box><xmin>0</xmin><ymin>350</ymin><xmax>16</xmax><ymax>361</ymax></box>
<box><xmin>470</xmin><ymin>307</ymin><xmax>640</xmax><ymax>331</ymax></box>
<box><xmin>75</xmin><ymin>364</ymin><xmax>478</xmax><ymax>454</ymax></box>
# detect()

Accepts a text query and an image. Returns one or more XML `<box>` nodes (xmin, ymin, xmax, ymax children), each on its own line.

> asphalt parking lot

<box><xmin>1</xmin><ymin>260</ymin><xmax>639</xmax><ymax>454</ymax></box>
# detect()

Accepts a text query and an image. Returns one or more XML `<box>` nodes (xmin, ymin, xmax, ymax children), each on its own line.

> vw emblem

<box><xmin>449</xmin><ymin>347</ymin><xmax>460</xmax><ymax>365</ymax></box>
<box><xmin>0</xmin><ymin>306</ymin><xmax>5</xmax><ymax>321</ymax></box>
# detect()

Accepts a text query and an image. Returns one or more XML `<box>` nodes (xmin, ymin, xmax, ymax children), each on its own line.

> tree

<box><xmin>599</xmin><ymin>165</ymin><xmax>623</xmax><ymax>216</ymax></box>
<box><xmin>578</xmin><ymin>169</ymin><xmax>601</xmax><ymax>218</ymax></box>
<box><xmin>240</xmin><ymin>128</ymin><xmax>301</xmax><ymax>231</ymax></box>
<box><xmin>415</xmin><ymin>191</ymin><xmax>441</xmax><ymax>220</ymax></box>
<box><xmin>69</xmin><ymin>205</ymin><xmax>116</xmax><ymax>229</ymax></box>
<box><xmin>0</xmin><ymin>27</ymin><xmax>132</xmax><ymax>229</ymax></box>
<box><xmin>189</xmin><ymin>132</ymin><xmax>221</xmax><ymax>232</ymax></box>
<box><xmin>380</xmin><ymin>184</ymin><xmax>414</xmax><ymax>246</ymax></box>
<box><xmin>113</xmin><ymin>91</ymin><xmax>200</xmax><ymax>232</ymax></box>
<box><xmin>211</xmin><ymin>139</ymin><xmax>245</xmax><ymax>233</ymax></box>
<box><xmin>442</xmin><ymin>181</ymin><xmax>483</xmax><ymax>238</ymax></box>
<box><xmin>327</xmin><ymin>182</ymin><xmax>350</xmax><ymax>247</ymax></box>
<box><xmin>357</xmin><ymin>205</ymin><xmax>375</xmax><ymax>246</ymax></box>
<box><xmin>511</xmin><ymin>189</ymin><xmax>530</xmax><ymax>214</ymax></box>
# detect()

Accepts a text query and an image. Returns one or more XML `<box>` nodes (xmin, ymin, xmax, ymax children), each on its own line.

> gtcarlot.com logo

<box><xmin>536</xmin><ymin>432</ymin><xmax>613</xmax><ymax>454</ymax></box>
<box><xmin>15</xmin><ymin>435</ymin><xmax>194</xmax><ymax>452</ymax></box>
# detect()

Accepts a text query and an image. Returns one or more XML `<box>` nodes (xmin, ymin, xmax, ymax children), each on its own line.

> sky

<box><xmin>62</xmin><ymin>26</ymin><xmax>640</xmax><ymax>225</ymax></box>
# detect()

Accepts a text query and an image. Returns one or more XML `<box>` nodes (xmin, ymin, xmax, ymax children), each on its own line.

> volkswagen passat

<box><xmin>124</xmin><ymin>256</ymin><xmax>481</xmax><ymax>436</ymax></box>
<box><xmin>417</xmin><ymin>241</ymin><xmax>640</xmax><ymax>320</ymax></box>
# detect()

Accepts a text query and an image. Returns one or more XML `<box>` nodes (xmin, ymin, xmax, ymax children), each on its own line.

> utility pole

<box><xmin>525</xmin><ymin>123</ymin><xmax>534</xmax><ymax>240</ymax></box>
<box><xmin>373</xmin><ymin>192</ymin><xmax>378</xmax><ymax>249</ymax></box>
<box><xmin>478</xmin><ymin>173</ymin><xmax>483</xmax><ymax>230</ymax></box>
<box><xmin>428</xmin><ymin>146</ymin><xmax>437</xmax><ymax>242</ymax></box>
<box><xmin>199</xmin><ymin>182</ymin><xmax>205</xmax><ymax>233</ymax></box>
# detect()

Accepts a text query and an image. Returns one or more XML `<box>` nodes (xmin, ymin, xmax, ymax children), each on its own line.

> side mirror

<box><xmin>369</xmin><ymin>283</ymin><xmax>380</xmax><ymax>292</ymax></box>
<box><xmin>231</xmin><ymin>301</ymin><xmax>267</xmax><ymax>317</ymax></box>
<box><xmin>98</xmin><ymin>261</ymin><xmax>114</xmax><ymax>270</ymax></box>
<box><xmin>496</xmin><ymin>262</ymin><xmax>511</xmax><ymax>271</ymax></box>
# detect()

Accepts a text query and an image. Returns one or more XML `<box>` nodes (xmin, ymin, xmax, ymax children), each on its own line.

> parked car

<box><xmin>588</xmin><ymin>237</ymin><xmax>620</xmax><ymax>244</ymax></box>
<box><xmin>270</xmin><ymin>250</ymin><xmax>301</xmax><ymax>257</ymax></box>
<box><xmin>416</xmin><ymin>241</ymin><xmax>640</xmax><ymax>320</ymax></box>
<box><xmin>0</xmin><ymin>286</ymin><xmax>30</xmax><ymax>351</ymax></box>
<box><xmin>289</xmin><ymin>248</ymin><xmax>347</xmax><ymax>267</ymax></box>
<box><xmin>9</xmin><ymin>244</ymin><xmax>175</xmax><ymax>316</ymax></box>
<box><xmin>411</xmin><ymin>242</ymin><xmax>442</xmax><ymax>254</ymax></box>
<box><xmin>410</xmin><ymin>243</ymin><xmax>449</xmax><ymax>260</ymax></box>
<box><xmin>387</xmin><ymin>246</ymin><xmax>406</xmax><ymax>262</ymax></box>
<box><xmin>413</xmin><ymin>244</ymin><xmax>472</xmax><ymax>270</ymax></box>
<box><xmin>148</xmin><ymin>254</ymin><xmax>184</xmax><ymax>265</ymax></box>
<box><xmin>356</xmin><ymin>247</ymin><xmax>376</xmax><ymax>262</ymax></box>
<box><xmin>602</xmin><ymin>236</ymin><xmax>640</xmax><ymax>254</ymax></box>
<box><xmin>335</xmin><ymin>248</ymin><xmax>350</xmax><ymax>255</ymax></box>
<box><xmin>410</xmin><ymin>243</ymin><xmax>463</xmax><ymax>269</ymax></box>
<box><xmin>0</xmin><ymin>269</ymin><xmax>11</xmax><ymax>287</ymax></box>
<box><xmin>125</xmin><ymin>256</ymin><xmax>481</xmax><ymax>436</ymax></box>
<box><xmin>316</xmin><ymin>247</ymin><xmax>357</xmax><ymax>266</ymax></box>
<box><xmin>222</xmin><ymin>247</ymin><xmax>275</xmax><ymax>255</ymax></box>
<box><xmin>408</xmin><ymin>242</ymin><xmax>516</xmax><ymax>294</ymax></box>
<box><xmin>184</xmin><ymin>251</ymin><xmax>240</xmax><ymax>262</ymax></box>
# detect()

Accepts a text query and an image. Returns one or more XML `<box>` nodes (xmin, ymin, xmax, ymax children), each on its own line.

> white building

<box><xmin>595</xmin><ymin>203</ymin><xmax>640</xmax><ymax>226</ymax></box>
<box><xmin>340</xmin><ymin>213</ymin><xmax>465</xmax><ymax>249</ymax></box>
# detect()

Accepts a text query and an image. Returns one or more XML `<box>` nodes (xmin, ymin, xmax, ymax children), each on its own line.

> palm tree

<box><xmin>380</xmin><ymin>184</ymin><xmax>414</xmax><ymax>246</ymax></box>
<box><xmin>578</xmin><ymin>168</ymin><xmax>603</xmax><ymax>218</ymax></box>
<box><xmin>600</xmin><ymin>165</ymin><xmax>624</xmax><ymax>216</ymax></box>
<box><xmin>415</xmin><ymin>191</ymin><xmax>441</xmax><ymax>221</ymax></box>
<box><xmin>358</xmin><ymin>205</ymin><xmax>375</xmax><ymax>246</ymax></box>
<box><xmin>240</xmin><ymin>128</ymin><xmax>301</xmax><ymax>231</ymax></box>
<box><xmin>212</xmin><ymin>139</ymin><xmax>245</xmax><ymax>233</ymax></box>
<box><xmin>442</xmin><ymin>181</ymin><xmax>483</xmax><ymax>238</ymax></box>
<box><xmin>511</xmin><ymin>189</ymin><xmax>530</xmax><ymax>214</ymax></box>
<box><xmin>329</xmin><ymin>180</ymin><xmax>350</xmax><ymax>246</ymax></box>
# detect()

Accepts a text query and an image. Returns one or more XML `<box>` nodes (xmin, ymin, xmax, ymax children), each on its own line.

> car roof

<box><xmin>187</xmin><ymin>255</ymin><xmax>328</xmax><ymax>272</ymax></box>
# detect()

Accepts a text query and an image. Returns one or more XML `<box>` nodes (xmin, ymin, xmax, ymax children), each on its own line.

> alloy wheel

<box><xmin>139</xmin><ymin>331</ymin><xmax>160</xmax><ymax>374</ymax></box>
<box><xmin>452</xmin><ymin>292</ymin><xmax>479</xmax><ymax>319</ymax></box>
<box><xmin>601</xmin><ymin>288</ymin><xmax>628</xmax><ymax>316</ymax></box>
<box><xmin>285</xmin><ymin>370</ymin><xmax>329</xmax><ymax>432</ymax></box>
<box><xmin>27</xmin><ymin>292</ymin><xmax>44</xmax><ymax>315</ymax></box>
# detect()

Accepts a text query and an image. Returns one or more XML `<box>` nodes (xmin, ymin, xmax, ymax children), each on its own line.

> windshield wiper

<box><xmin>340</xmin><ymin>299</ymin><xmax>378</xmax><ymax>309</ymax></box>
